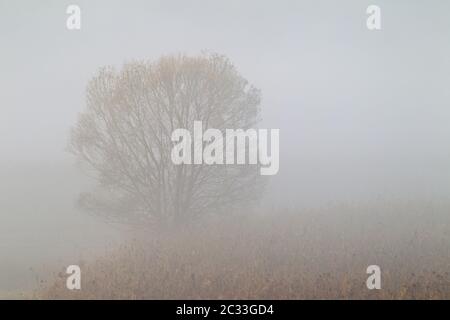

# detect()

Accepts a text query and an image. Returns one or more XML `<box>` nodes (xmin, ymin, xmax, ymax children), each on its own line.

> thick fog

<box><xmin>1</xmin><ymin>0</ymin><xmax>449</xmax><ymax>295</ymax></box>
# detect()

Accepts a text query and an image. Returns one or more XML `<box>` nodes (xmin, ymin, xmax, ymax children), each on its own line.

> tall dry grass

<box><xmin>37</xmin><ymin>201</ymin><xmax>450</xmax><ymax>299</ymax></box>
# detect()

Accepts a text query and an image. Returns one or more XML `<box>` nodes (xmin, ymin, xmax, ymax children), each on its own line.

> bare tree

<box><xmin>70</xmin><ymin>53</ymin><xmax>265</xmax><ymax>225</ymax></box>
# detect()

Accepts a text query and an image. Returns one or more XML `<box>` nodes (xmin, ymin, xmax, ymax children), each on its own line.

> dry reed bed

<box><xmin>39</xmin><ymin>201</ymin><xmax>450</xmax><ymax>299</ymax></box>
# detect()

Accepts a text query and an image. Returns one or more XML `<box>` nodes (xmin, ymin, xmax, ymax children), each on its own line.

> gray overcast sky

<box><xmin>1</xmin><ymin>0</ymin><xmax>450</xmax><ymax>204</ymax></box>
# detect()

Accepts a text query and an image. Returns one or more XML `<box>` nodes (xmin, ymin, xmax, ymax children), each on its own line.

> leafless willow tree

<box><xmin>70</xmin><ymin>53</ymin><xmax>265</xmax><ymax>224</ymax></box>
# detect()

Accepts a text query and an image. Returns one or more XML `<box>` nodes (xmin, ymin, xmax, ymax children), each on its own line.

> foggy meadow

<box><xmin>0</xmin><ymin>1</ymin><xmax>449</xmax><ymax>299</ymax></box>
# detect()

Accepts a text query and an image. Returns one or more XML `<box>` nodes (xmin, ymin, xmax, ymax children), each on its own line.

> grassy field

<box><xmin>37</xmin><ymin>201</ymin><xmax>450</xmax><ymax>299</ymax></box>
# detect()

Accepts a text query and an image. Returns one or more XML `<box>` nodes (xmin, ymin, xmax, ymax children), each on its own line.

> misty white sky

<box><xmin>1</xmin><ymin>0</ymin><xmax>450</xmax><ymax>205</ymax></box>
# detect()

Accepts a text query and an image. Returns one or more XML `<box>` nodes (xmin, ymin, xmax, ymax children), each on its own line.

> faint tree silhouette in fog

<box><xmin>70</xmin><ymin>54</ymin><xmax>265</xmax><ymax>224</ymax></box>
